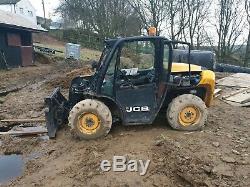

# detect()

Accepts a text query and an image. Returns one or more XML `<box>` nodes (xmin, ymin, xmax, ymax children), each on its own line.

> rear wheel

<box><xmin>166</xmin><ymin>94</ymin><xmax>207</xmax><ymax>131</ymax></box>
<box><xmin>68</xmin><ymin>99</ymin><xmax>112</xmax><ymax>140</ymax></box>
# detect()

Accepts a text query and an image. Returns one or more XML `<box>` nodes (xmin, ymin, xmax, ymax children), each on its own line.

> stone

<box><xmin>174</xmin><ymin>142</ymin><xmax>181</xmax><ymax>148</ymax></box>
<box><xmin>158</xmin><ymin>158</ymin><xmax>164</xmax><ymax>162</ymax></box>
<box><xmin>212</xmin><ymin>164</ymin><xmax>234</xmax><ymax>177</ymax></box>
<box><xmin>212</xmin><ymin>142</ymin><xmax>220</xmax><ymax>147</ymax></box>
<box><xmin>221</xmin><ymin>156</ymin><xmax>236</xmax><ymax>163</ymax></box>
<box><xmin>154</xmin><ymin>139</ymin><xmax>164</xmax><ymax>146</ymax></box>
<box><xmin>240</xmin><ymin>138</ymin><xmax>246</xmax><ymax>142</ymax></box>
<box><xmin>0</xmin><ymin>97</ymin><xmax>5</xmax><ymax>104</ymax></box>
<box><xmin>202</xmin><ymin>165</ymin><xmax>212</xmax><ymax>173</ymax></box>
<box><xmin>232</xmin><ymin>149</ymin><xmax>240</xmax><ymax>155</ymax></box>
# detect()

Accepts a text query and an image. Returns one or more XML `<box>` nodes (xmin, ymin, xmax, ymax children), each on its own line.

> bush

<box><xmin>49</xmin><ymin>29</ymin><xmax>104</xmax><ymax>50</ymax></box>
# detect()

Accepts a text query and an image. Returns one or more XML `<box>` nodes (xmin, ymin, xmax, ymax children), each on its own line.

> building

<box><xmin>49</xmin><ymin>21</ymin><xmax>63</xmax><ymax>30</ymax></box>
<box><xmin>0</xmin><ymin>0</ymin><xmax>37</xmax><ymax>24</ymax></box>
<box><xmin>0</xmin><ymin>10</ymin><xmax>46</xmax><ymax>69</ymax></box>
<box><xmin>37</xmin><ymin>16</ymin><xmax>52</xmax><ymax>27</ymax></box>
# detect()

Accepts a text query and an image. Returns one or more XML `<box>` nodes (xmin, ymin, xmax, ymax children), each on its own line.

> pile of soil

<box><xmin>34</xmin><ymin>52</ymin><xmax>52</xmax><ymax>65</ymax></box>
<box><xmin>46</xmin><ymin>66</ymin><xmax>93</xmax><ymax>89</ymax></box>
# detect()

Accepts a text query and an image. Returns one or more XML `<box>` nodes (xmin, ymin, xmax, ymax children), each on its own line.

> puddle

<box><xmin>0</xmin><ymin>154</ymin><xmax>24</xmax><ymax>185</ymax></box>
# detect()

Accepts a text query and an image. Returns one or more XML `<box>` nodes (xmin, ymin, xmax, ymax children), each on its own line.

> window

<box><xmin>120</xmin><ymin>40</ymin><xmax>155</xmax><ymax>72</ymax></box>
<box><xmin>163</xmin><ymin>44</ymin><xmax>170</xmax><ymax>71</ymax></box>
<box><xmin>19</xmin><ymin>8</ymin><xmax>24</xmax><ymax>14</ymax></box>
<box><xmin>101</xmin><ymin>49</ymin><xmax>118</xmax><ymax>96</ymax></box>
<box><xmin>28</xmin><ymin>10</ymin><xmax>33</xmax><ymax>17</ymax></box>
<box><xmin>117</xmin><ymin>40</ymin><xmax>155</xmax><ymax>86</ymax></box>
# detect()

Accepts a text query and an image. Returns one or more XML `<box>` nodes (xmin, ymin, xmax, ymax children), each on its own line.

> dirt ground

<box><xmin>0</xmin><ymin>56</ymin><xmax>249</xmax><ymax>187</ymax></box>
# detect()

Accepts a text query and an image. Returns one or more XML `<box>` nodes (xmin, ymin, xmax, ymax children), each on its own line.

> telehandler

<box><xmin>45</xmin><ymin>35</ymin><xmax>215</xmax><ymax>140</ymax></box>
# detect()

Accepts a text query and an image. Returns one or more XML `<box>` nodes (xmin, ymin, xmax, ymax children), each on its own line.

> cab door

<box><xmin>115</xmin><ymin>39</ymin><xmax>160</xmax><ymax>125</ymax></box>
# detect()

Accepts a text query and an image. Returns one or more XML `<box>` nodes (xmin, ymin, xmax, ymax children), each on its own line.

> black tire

<box><xmin>68</xmin><ymin>99</ymin><xmax>112</xmax><ymax>140</ymax></box>
<box><xmin>166</xmin><ymin>94</ymin><xmax>207</xmax><ymax>131</ymax></box>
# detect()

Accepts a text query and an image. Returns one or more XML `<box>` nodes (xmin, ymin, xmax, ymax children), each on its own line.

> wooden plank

<box><xmin>214</xmin><ymin>94</ymin><xmax>221</xmax><ymax>98</ymax></box>
<box><xmin>214</xmin><ymin>89</ymin><xmax>222</xmax><ymax>95</ymax></box>
<box><xmin>216</xmin><ymin>73</ymin><xmax>250</xmax><ymax>88</ymax></box>
<box><xmin>225</xmin><ymin>91</ymin><xmax>250</xmax><ymax>104</ymax></box>
<box><xmin>222</xmin><ymin>87</ymin><xmax>250</xmax><ymax>99</ymax></box>
<box><xmin>0</xmin><ymin>84</ymin><xmax>27</xmax><ymax>97</ymax></box>
<box><xmin>0</xmin><ymin>126</ymin><xmax>47</xmax><ymax>136</ymax></box>
<box><xmin>7</xmin><ymin>33</ymin><xmax>21</xmax><ymax>47</ymax></box>
<box><xmin>223</xmin><ymin>100</ymin><xmax>250</xmax><ymax>107</ymax></box>
<box><xmin>1</xmin><ymin>118</ymin><xmax>46</xmax><ymax>123</ymax></box>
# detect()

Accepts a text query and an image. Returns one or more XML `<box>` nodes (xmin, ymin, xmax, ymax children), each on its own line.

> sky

<box><xmin>30</xmin><ymin>0</ymin><xmax>60</xmax><ymax>21</ymax></box>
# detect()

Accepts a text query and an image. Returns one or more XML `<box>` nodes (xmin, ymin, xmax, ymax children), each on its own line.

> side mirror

<box><xmin>91</xmin><ymin>60</ymin><xmax>98</xmax><ymax>70</ymax></box>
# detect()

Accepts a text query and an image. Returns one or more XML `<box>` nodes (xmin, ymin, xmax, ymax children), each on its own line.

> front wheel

<box><xmin>68</xmin><ymin>99</ymin><xmax>112</xmax><ymax>140</ymax></box>
<box><xmin>166</xmin><ymin>94</ymin><xmax>208</xmax><ymax>131</ymax></box>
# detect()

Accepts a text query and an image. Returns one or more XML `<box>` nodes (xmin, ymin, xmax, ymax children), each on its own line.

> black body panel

<box><xmin>116</xmin><ymin>83</ymin><xmax>157</xmax><ymax>124</ymax></box>
<box><xmin>45</xmin><ymin>88</ymin><xmax>69</xmax><ymax>138</ymax></box>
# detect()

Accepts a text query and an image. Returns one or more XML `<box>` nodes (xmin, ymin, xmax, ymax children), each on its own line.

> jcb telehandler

<box><xmin>45</xmin><ymin>35</ymin><xmax>215</xmax><ymax>140</ymax></box>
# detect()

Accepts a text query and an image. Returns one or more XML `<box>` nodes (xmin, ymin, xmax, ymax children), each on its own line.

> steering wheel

<box><xmin>118</xmin><ymin>70</ymin><xmax>134</xmax><ymax>88</ymax></box>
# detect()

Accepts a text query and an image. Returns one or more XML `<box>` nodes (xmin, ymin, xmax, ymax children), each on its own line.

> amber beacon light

<box><xmin>148</xmin><ymin>27</ymin><xmax>157</xmax><ymax>36</ymax></box>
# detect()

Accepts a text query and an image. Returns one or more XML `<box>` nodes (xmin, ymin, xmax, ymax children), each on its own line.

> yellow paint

<box><xmin>198</xmin><ymin>70</ymin><xmax>215</xmax><ymax>107</ymax></box>
<box><xmin>171</xmin><ymin>63</ymin><xmax>202</xmax><ymax>73</ymax></box>
<box><xmin>178</xmin><ymin>106</ymin><xmax>201</xmax><ymax>126</ymax></box>
<box><xmin>170</xmin><ymin>62</ymin><xmax>215</xmax><ymax>107</ymax></box>
<box><xmin>77</xmin><ymin>113</ymin><xmax>100</xmax><ymax>135</ymax></box>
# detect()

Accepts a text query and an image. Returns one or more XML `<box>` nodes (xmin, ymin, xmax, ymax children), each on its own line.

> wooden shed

<box><xmin>0</xmin><ymin>10</ymin><xmax>46</xmax><ymax>69</ymax></box>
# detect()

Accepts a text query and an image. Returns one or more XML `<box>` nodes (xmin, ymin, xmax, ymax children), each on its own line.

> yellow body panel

<box><xmin>171</xmin><ymin>63</ymin><xmax>202</xmax><ymax>73</ymax></box>
<box><xmin>198</xmin><ymin>70</ymin><xmax>215</xmax><ymax>107</ymax></box>
<box><xmin>170</xmin><ymin>63</ymin><xmax>215</xmax><ymax>107</ymax></box>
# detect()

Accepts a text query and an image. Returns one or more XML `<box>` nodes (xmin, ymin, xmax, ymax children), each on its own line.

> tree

<box><xmin>128</xmin><ymin>0</ymin><xmax>167</xmax><ymax>34</ymax></box>
<box><xmin>165</xmin><ymin>0</ymin><xmax>186</xmax><ymax>41</ymax></box>
<box><xmin>56</xmin><ymin>0</ymin><xmax>142</xmax><ymax>39</ymax></box>
<box><xmin>213</xmin><ymin>0</ymin><xmax>245</xmax><ymax>63</ymax></box>
<box><xmin>164</xmin><ymin>0</ymin><xmax>211</xmax><ymax>48</ymax></box>
<box><xmin>244</xmin><ymin>0</ymin><xmax>250</xmax><ymax>67</ymax></box>
<box><xmin>182</xmin><ymin>0</ymin><xmax>211</xmax><ymax>49</ymax></box>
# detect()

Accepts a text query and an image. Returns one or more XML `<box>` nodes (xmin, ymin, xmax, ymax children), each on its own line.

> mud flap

<box><xmin>45</xmin><ymin>88</ymin><xmax>69</xmax><ymax>138</ymax></box>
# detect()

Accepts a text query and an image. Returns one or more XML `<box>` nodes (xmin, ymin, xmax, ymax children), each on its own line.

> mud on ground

<box><xmin>0</xmin><ymin>60</ymin><xmax>249</xmax><ymax>187</ymax></box>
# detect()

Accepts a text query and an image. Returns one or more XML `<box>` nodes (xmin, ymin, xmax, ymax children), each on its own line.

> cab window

<box><xmin>163</xmin><ymin>44</ymin><xmax>170</xmax><ymax>71</ymax></box>
<box><xmin>117</xmin><ymin>40</ymin><xmax>155</xmax><ymax>86</ymax></box>
<box><xmin>101</xmin><ymin>49</ymin><xmax>118</xmax><ymax>96</ymax></box>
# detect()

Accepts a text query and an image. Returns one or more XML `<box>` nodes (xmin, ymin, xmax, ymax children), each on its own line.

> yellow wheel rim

<box><xmin>178</xmin><ymin>106</ymin><xmax>200</xmax><ymax>126</ymax></box>
<box><xmin>77</xmin><ymin>113</ymin><xmax>100</xmax><ymax>134</ymax></box>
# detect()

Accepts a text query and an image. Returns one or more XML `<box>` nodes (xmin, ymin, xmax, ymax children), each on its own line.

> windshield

<box><xmin>96</xmin><ymin>46</ymin><xmax>111</xmax><ymax>71</ymax></box>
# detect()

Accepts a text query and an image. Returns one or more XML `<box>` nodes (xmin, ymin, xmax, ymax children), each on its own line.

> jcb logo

<box><xmin>126</xmin><ymin>106</ymin><xmax>150</xmax><ymax>113</ymax></box>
